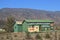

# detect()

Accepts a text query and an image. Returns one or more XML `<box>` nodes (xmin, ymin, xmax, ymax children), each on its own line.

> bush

<box><xmin>1</xmin><ymin>37</ymin><xmax>4</xmax><ymax>39</ymax></box>
<box><xmin>35</xmin><ymin>34</ymin><xmax>41</xmax><ymax>39</ymax></box>
<box><xmin>45</xmin><ymin>34</ymin><xmax>50</xmax><ymax>39</ymax></box>
<box><xmin>25</xmin><ymin>32</ymin><xmax>32</xmax><ymax>39</ymax></box>
<box><xmin>6</xmin><ymin>36</ymin><xmax>10</xmax><ymax>39</ymax></box>
<box><xmin>14</xmin><ymin>35</ymin><xmax>17</xmax><ymax>37</ymax></box>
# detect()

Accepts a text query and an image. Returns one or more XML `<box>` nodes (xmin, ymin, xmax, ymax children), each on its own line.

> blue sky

<box><xmin>0</xmin><ymin>0</ymin><xmax>60</xmax><ymax>11</ymax></box>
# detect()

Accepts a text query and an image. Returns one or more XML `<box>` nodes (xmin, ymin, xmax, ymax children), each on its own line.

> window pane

<box><xmin>42</xmin><ymin>24</ymin><xmax>50</xmax><ymax>27</ymax></box>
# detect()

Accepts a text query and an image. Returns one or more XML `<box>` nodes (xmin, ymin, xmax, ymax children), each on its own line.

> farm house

<box><xmin>14</xmin><ymin>19</ymin><xmax>54</xmax><ymax>32</ymax></box>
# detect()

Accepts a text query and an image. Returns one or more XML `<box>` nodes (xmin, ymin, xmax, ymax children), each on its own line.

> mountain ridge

<box><xmin>0</xmin><ymin>8</ymin><xmax>60</xmax><ymax>25</ymax></box>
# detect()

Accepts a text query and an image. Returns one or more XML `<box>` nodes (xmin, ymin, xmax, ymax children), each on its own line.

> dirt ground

<box><xmin>0</xmin><ymin>31</ymin><xmax>60</xmax><ymax>40</ymax></box>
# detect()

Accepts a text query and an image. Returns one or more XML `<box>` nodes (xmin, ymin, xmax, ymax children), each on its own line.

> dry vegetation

<box><xmin>0</xmin><ymin>31</ymin><xmax>60</xmax><ymax>40</ymax></box>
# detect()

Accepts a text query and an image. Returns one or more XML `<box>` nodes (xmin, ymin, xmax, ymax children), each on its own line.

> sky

<box><xmin>0</xmin><ymin>0</ymin><xmax>60</xmax><ymax>11</ymax></box>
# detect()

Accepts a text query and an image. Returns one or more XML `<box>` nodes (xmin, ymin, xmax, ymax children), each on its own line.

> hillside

<box><xmin>0</xmin><ymin>8</ymin><xmax>60</xmax><ymax>26</ymax></box>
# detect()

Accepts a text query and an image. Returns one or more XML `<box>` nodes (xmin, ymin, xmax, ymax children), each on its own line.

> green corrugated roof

<box><xmin>25</xmin><ymin>19</ymin><xmax>54</xmax><ymax>22</ymax></box>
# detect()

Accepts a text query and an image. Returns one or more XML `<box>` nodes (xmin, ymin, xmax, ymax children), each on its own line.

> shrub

<box><xmin>35</xmin><ymin>34</ymin><xmax>41</xmax><ymax>39</ymax></box>
<box><xmin>6</xmin><ymin>36</ymin><xmax>10</xmax><ymax>39</ymax></box>
<box><xmin>25</xmin><ymin>32</ymin><xmax>32</xmax><ymax>39</ymax></box>
<box><xmin>45</xmin><ymin>34</ymin><xmax>50</xmax><ymax>39</ymax></box>
<box><xmin>14</xmin><ymin>35</ymin><xmax>17</xmax><ymax>37</ymax></box>
<box><xmin>1</xmin><ymin>37</ymin><xmax>4</xmax><ymax>39</ymax></box>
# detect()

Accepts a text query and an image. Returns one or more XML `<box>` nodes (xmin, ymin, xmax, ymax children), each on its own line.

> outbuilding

<box><xmin>14</xmin><ymin>19</ymin><xmax>54</xmax><ymax>32</ymax></box>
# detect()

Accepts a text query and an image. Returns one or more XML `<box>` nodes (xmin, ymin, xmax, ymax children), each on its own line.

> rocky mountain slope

<box><xmin>0</xmin><ymin>8</ymin><xmax>60</xmax><ymax>26</ymax></box>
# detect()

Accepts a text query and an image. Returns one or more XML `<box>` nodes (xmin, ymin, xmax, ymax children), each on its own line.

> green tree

<box><xmin>4</xmin><ymin>16</ymin><xmax>15</xmax><ymax>32</ymax></box>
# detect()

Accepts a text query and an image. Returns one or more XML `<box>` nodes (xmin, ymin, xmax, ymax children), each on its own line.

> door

<box><xmin>39</xmin><ymin>25</ymin><xmax>41</xmax><ymax>31</ymax></box>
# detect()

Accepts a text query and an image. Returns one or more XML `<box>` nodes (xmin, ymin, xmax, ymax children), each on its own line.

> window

<box><xmin>42</xmin><ymin>24</ymin><xmax>50</xmax><ymax>27</ymax></box>
<box><xmin>45</xmin><ymin>28</ymin><xmax>50</xmax><ymax>31</ymax></box>
<box><xmin>51</xmin><ymin>27</ymin><xmax>53</xmax><ymax>30</ymax></box>
<box><xmin>45</xmin><ymin>28</ymin><xmax>47</xmax><ymax>30</ymax></box>
<box><xmin>47</xmin><ymin>28</ymin><xmax>50</xmax><ymax>30</ymax></box>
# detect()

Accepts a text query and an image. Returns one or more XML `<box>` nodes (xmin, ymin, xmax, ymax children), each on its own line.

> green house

<box><xmin>14</xmin><ymin>19</ymin><xmax>54</xmax><ymax>32</ymax></box>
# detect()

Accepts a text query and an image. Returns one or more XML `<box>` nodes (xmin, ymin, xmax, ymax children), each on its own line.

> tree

<box><xmin>4</xmin><ymin>16</ymin><xmax>15</xmax><ymax>32</ymax></box>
